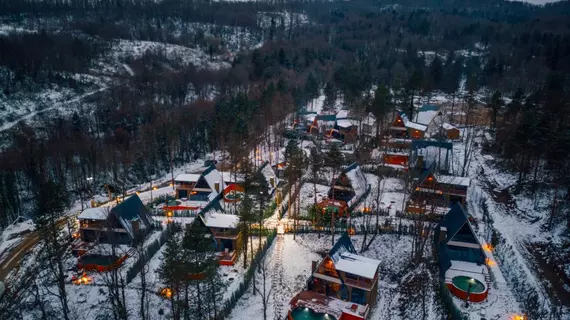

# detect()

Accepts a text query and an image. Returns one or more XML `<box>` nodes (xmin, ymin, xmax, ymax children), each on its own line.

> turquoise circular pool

<box><xmin>290</xmin><ymin>307</ymin><xmax>337</xmax><ymax>320</ymax></box>
<box><xmin>452</xmin><ymin>276</ymin><xmax>485</xmax><ymax>293</ymax></box>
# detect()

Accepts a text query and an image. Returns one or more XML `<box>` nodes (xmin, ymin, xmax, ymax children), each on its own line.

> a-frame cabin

<box><xmin>434</xmin><ymin>203</ymin><xmax>486</xmax><ymax>274</ymax></box>
<box><xmin>308</xmin><ymin>233</ymin><xmax>380</xmax><ymax>307</ymax></box>
<box><xmin>434</xmin><ymin>203</ymin><xmax>489</xmax><ymax>302</ymax></box>
<box><xmin>328</xmin><ymin>163</ymin><xmax>369</xmax><ymax>209</ymax></box>
<box><xmin>407</xmin><ymin>165</ymin><xmax>470</xmax><ymax>215</ymax></box>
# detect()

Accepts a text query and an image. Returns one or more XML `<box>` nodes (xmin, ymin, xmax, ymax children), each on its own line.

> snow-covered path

<box><xmin>0</xmin><ymin>86</ymin><xmax>108</xmax><ymax>132</ymax></box>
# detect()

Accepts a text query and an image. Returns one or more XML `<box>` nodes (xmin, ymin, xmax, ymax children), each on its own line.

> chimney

<box><xmin>438</xmin><ymin>226</ymin><xmax>447</xmax><ymax>245</ymax></box>
<box><xmin>311</xmin><ymin>261</ymin><xmax>317</xmax><ymax>272</ymax></box>
<box><xmin>270</xmin><ymin>177</ymin><xmax>275</xmax><ymax>188</ymax></box>
<box><xmin>214</xmin><ymin>182</ymin><xmax>220</xmax><ymax>193</ymax></box>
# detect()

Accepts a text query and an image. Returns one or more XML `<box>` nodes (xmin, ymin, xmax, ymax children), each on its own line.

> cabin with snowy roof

<box><xmin>434</xmin><ymin>204</ymin><xmax>489</xmax><ymax>302</ymax></box>
<box><xmin>169</xmin><ymin>165</ymin><xmax>226</xmax><ymax>215</ymax></box>
<box><xmin>325</xmin><ymin>163</ymin><xmax>369</xmax><ymax>214</ymax></box>
<box><xmin>413</xmin><ymin>105</ymin><xmax>441</xmax><ymax>127</ymax></box>
<box><xmin>308</xmin><ymin>233</ymin><xmax>380</xmax><ymax>306</ymax></box>
<box><xmin>389</xmin><ymin>112</ymin><xmax>426</xmax><ymax>140</ymax></box>
<box><xmin>407</xmin><ymin>165</ymin><xmax>470</xmax><ymax>215</ymax></box>
<box><xmin>77</xmin><ymin>194</ymin><xmax>154</xmax><ymax>245</ymax></box>
<box><xmin>198</xmin><ymin>211</ymin><xmax>241</xmax><ymax>266</ymax></box>
<box><xmin>442</xmin><ymin>123</ymin><xmax>460</xmax><ymax>140</ymax></box>
<box><xmin>255</xmin><ymin>161</ymin><xmax>280</xmax><ymax>196</ymax></box>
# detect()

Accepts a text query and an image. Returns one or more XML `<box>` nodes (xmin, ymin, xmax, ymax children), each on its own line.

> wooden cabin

<box><xmin>434</xmin><ymin>204</ymin><xmax>489</xmax><ymax>303</ymax></box>
<box><xmin>329</xmin><ymin>163</ymin><xmax>369</xmax><ymax>210</ymax></box>
<box><xmin>169</xmin><ymin>165</ymin><xmax>226</xmax><ymax>215</ymax></box>
<box><xmin>389</xmin><ymin>113</ymin><xmax>427</xmax><ymax>140</ymax></box>
<box><xmin>407</xmin><ymin>169</ymin><xmax>470</xmax><ymax>215</ymax></box>
<box><xmin>77</xmin><ymin>194</ymin><xmax>153</xmax><ymax>245</ymax></box>
<box><xmin>308</xmin><ymin>233</ymin><xmax>380</xmax><ymax>306</ymax></box>
<box><xmin>442</xmin><ymin>123</ymin><xmax>460</xmax><ymax>140</ymax></box>
<box><xmin>199</xmin><ymin>211</ymin><xmax>241</xmax><ymax>266</ymax></box>
<box><xmin>336</xmin><ymin>119</ymin><xmax>358</xmax><ymax>143</ymax></box>
<box><xmin>383</xmin><ymin>151</ymin><xmax>409</xmax><ymax>167</ymax></box>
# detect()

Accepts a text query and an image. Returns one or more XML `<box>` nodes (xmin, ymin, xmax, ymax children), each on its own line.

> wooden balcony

<box><xmin>406</xmin><ymin>204</ymin><xmax>449</xmax><ymax>215</ymax></box>
<box><xmin>344</xmin><ymin>277</ymin><xmax>374</xmax><ymax>291</ymax></box>
<box><xmin>211</xmin><ymin>230</ymin><xmax>239</xmax><ymax>239</ymax></box>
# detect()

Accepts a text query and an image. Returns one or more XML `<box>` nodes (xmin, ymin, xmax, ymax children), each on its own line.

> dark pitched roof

<box><xmin>316</xmin><ymin>114</ymin><xmax>336</xmax><ymax>122</ymax></box>
<box><xmin>441</xmin><ymin>203</ymin><xmax>468</xmax><ymax>244</ymax></box>
<box><xmin>418</xmin><ymin>104</ymin><xmax>440</xmax><ymax>112</ymax></box>
<box><xmin>111</xmin><ymin>194</ymin><xmax>153</xmax><ymax>239</ymax></box>
<box><xmin>328</xmin><ymin>232</ymin><xmax>356</xmax><ymax>259</ymax></box>
<box><xmin>201</xmin><ymin>163</ymin><xmax>217</xmax><ymax>176</ymax></box>
<box><xmin>113</xmin><ymin>195</ymin><xmax>151</xmax><ymax>224</ymax></box>
<box><xmin>200</xmin><ymin>195</ymin><xmax>224</xmax><ymax>215</ymax></box>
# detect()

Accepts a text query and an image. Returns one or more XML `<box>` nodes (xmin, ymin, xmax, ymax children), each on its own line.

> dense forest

<box><xmin>0</xmin><ymin>0</ymin><xmax>570</xmax><ymax>229</ymax></box>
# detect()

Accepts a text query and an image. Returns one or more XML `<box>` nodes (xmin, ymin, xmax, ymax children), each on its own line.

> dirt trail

<box><xmin>0</xmin><ymin>218</ymin><xmax>68</xmax><ymax>281</ymax></box>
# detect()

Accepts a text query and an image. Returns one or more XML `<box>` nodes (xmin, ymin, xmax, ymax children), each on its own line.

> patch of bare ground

<box><xmin>527</xmin><ymin>243</ymin><xmax>570</xmax><ymax>307</ymax></box>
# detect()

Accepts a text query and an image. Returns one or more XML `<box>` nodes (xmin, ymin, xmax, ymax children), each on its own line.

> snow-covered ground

<box><xmin>101</xmin><ymin>39</ymin><xmax>231</xmax><ymax>71</ymax></box>
<box><xmin>0</xmin><ymin>83</ymin><xmax>106</xmax><ymax>133</ymax></box>
<box><xmin>0</xmin><ymin>219</ymin><xmax>34</xmax><ymax>262</ymax></box>
<box><xmin>297</xmin><ymin>182</ymin><xmax>329</xmax><ymax>215</ymax></box>
<box><xmin>354</xmin><ymin>174</ymin><xmax>407</xmax><ymax>216</ymax></box>
<box><xmin>454</xmin><ymin>130</ymin><xmax>570</xmax><ymax>318</ymax></box>
<box><xmin>229</xmin><ymin>233</ymin><xmax>445</xmax><ymax>320</ymax></box>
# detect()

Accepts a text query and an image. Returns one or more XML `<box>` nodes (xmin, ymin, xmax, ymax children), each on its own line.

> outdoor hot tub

<box><xmin>77</xmin><ymin>254</ymin><xmax>127</xmax><ymax>272</ymax></box>
<box><xmin>289</xmin><ymin>307</ymin><xmax>337</xmax><ymax>320</ymax></box>
<box><xmin>447</xmin><ymin>275</ymin><xmax>488</xmax><ymax>303</ymax></box>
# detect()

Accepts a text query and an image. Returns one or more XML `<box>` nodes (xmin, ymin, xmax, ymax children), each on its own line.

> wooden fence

<box><xmin>218</xmin><ymin>229</ymin><xmax>277</xmax><ymax>319</ymax></box>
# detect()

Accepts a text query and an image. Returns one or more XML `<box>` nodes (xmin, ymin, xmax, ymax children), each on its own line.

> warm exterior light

<box><xmin>483</xmin><ymin>243</ymin><xmax>493</xmax><ymax>252</ymax></box>
<box><xmin>161</xmin><ymin>288</ymin><xmax>173</xmax><ymax>299</ymax></box>
<box><xmin>72</xmin><ymin>232</ymin><xmax>80</xmax><ymax>239</ymax></box>
<box><xmin>153</xmin><ymin>186</ymin><xmax>158</xmax><ymax>190</ymax></box>
<box><xmin>486</xmin><ymin>257</ymin><xmax>496</xmax><ymax>266</ymax></box>
<box><xmin>136</xmin><ymin>191</ymin><xmax>140</xmax><ymax>195</ymax></box>
<box><xmin>167</xmin><ymin>211</ymin><xmax>173</xmax><ymax>217</ymax></box>
<box><xmin>511</xmin><ymin>315</ymin><xmax>527</xmax><ymax>320</ymax></box>
<box><xmin>169</xmin><ymin>183</ymin><xmax>173</xmax><ymax>187</ymax></box>
<box><xmin>73</xmin><ymin>273</ymin><xmax>92</xmax><ymax>285</ymax></box>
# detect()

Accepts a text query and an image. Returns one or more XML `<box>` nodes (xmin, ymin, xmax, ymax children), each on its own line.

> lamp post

<box><xmin>464</xmin><ymin>278</ymin><xmax>475</xmax><ymax>308</ymax></box>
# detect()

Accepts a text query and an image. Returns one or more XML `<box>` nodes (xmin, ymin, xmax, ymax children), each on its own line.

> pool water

<box><xmin>452</xmin><ymin>276</ymin><xmax>485</xmax><ymax>293</ymax></box>
<box><xmin>290</xmin><ymin>307</ymin><xmax>336</xmax><ymax>320</ymax></box>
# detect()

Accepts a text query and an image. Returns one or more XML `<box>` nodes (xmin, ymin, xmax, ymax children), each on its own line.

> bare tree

<box><xmin>35</xmin><ymin>179</ymin><xmax>72</xmax><ymax>320</ymax></box>
<box><xmin>100</xmin><ymin>244</ymin><xmax>129</xmax><ymax>320</ymax></box>
<box><xmin>254</xmin><ymin>256</ymin><xmax>273</xmax><ymax>320</ymax></box>
<box><xmin>136</xmin><ymin>243</ymin><xmax>150</xmax><ymax>320</ymax></box>
<box><xmin>461</xmin><ymin>127</ymin><xmax>476</xmax><ymax>177</ymax></box>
